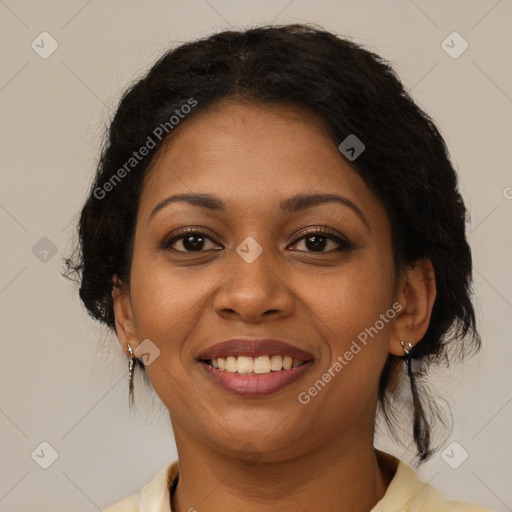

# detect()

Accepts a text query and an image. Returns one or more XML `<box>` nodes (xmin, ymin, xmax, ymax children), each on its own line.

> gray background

<box><xmin>0</xmin><ymin>1</ymin><xmax>511</xmax><ymax>510</ymax></box>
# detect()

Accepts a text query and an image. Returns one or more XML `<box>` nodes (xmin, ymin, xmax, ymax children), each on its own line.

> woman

<box><xmin>64</xmin><ymin>24</ymin><xmax>491</xmax><ymax>512</ymax></box>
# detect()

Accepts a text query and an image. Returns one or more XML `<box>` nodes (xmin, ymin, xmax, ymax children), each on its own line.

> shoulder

<box><xmin>372</xmin><ymin>451</ymin><xmax>494</xmax><ymax>512</ymax></box>
<box><xmin>103</xmin><ymin>460</ymin><xmax>179</xmax><ymax>512</ymax></box>
<box><xmin>104</xmin><ymin>495</ymin><xmax>138</xmax><ymax>512</ymax></box>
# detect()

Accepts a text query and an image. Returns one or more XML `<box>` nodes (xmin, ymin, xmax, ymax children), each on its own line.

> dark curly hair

<box><xmin>63</xmin><ymin>23</ymin><xmax>480</xmax><ymax>462</ymax></box>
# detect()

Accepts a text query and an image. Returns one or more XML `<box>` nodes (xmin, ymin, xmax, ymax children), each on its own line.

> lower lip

<box><xmin>199</xmin><ymin>360</ymin><xmax>313</xmax><ymax>397</ymax></box>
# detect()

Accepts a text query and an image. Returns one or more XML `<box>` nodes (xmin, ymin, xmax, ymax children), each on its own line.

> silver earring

<box><xmin>127</xmin><ymin>344</ymin><xmax>135</xmax><ymax>407</ymax></box>
<box><xmin>400</xmin><ymin>341</ymin><xmax>415</xmax><ymax>368</ymax></box>
<box><xmin>400</xmin><ymin>340</ymin><xmax>414</xmax><ymax>356</ymax></box>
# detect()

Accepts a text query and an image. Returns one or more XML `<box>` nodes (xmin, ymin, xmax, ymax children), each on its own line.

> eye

<box><xmin>289</xmin><ymin>228</ymin><xmax>353</xmax><ymax>253</ymax></box>
<box><xmin>160</xmin><ymin>229</ymin><xmax>222</xmax><ymax>252</ymax></box>
<box><xmin>160</xmin><ymin>227</ymin><xmax>353</xmax><ymax>254</ymax></box>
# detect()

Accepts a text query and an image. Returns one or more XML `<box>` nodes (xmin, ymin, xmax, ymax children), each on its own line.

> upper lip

<box><xmin>197</xmin><ymin>338</ymin><xmax>314</xmax><ymax>361</ymax></box>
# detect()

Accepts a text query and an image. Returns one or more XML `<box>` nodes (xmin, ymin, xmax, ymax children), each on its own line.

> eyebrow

<box><xmin>148</xmin><ymin>192</ymin><xmax>370</xmax><ymax>228</ymax></box>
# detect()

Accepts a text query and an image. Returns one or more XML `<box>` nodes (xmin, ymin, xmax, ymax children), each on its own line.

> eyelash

<box><xmin>159</xmin><ymin>227</ymin><xmax>353</xmax><ymax>253</ymax></box>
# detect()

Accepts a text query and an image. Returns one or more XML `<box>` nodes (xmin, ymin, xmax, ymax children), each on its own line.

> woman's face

<box><xmin>114</xmin><ymin>100</ymin><xmax>403</xmax><ymax>461</ymax></box>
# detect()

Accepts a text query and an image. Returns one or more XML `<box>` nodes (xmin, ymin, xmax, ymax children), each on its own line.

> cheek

<box><xmin>298</xmin><ymin>258</ymin><xmax>395</xmax><ymax>427</ymax></box>
<box><xmin>128</xmin><ymin>256</ymin><xmax>207</xmax><ymax>403</ymax></box>
<box><xmin>129</xmin><ymin>249</ymin><xmax>224</xmax><ymax>357</ymax></box>
<box><xmin>302</xmin><ymin>252</ymin><xmax>395</xmax><ymax>351</ymax></box>
<box><xmin>131</xmin><ymin>271</ymin><xmax>199</xmax><ymax>341</ymax></box>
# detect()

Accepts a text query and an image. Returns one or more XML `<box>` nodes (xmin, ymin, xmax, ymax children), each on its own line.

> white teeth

<box><xmin>225</xmin><ymin>356</ymin><xmax>237</xmax><ymax>372</ymax></box>
<box><xmin>253</xmin><ymin>355</ymin><xmax>271</xmax><ymax>374</ymax></box>
<box><xmin>236</xmin><ymin>356</ymin><xmax>254</xmax><ymax>373</ymax></box>
<box><xmin>207</xmin><ymin>355</ymin><xmax>305</xmax><ymax>374</ymax></box>
<box><xmin>270</xmin><ymin>355</ymin><xmax>283</xmax><ymax>371</ymax></box>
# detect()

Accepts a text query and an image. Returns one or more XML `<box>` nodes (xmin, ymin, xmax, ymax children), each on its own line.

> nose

<box><xmin>213</xmin><ymin>245</ymin><xmax>295</xmax><ymax>323</ymax></box>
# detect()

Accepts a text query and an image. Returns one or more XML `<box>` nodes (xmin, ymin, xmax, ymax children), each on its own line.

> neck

<box><xmin>170</xmin><ymin>423</ymin><xmax>396</xmax><ymax>512</ymax></box>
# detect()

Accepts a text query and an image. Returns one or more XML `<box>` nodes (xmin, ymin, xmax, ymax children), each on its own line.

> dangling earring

<box><xmin>400</xmin><ymin>340</ymin><xmax>414</xmax><ymax>365</ymax></box>
<box><xmin>399</xmin><ymin>339</ymin><xmax>429</xmax><ymax>459</ymax></box>
<box><xmin>127</xmin><ymin>343</ymin><xmax>135</xmax><ymax>407</ymax></box>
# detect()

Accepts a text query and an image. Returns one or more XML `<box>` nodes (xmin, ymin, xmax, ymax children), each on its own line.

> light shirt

<box><xmin>104</xmin><ymin>453</ymin><xmax>493</xmax><ymax>512</ymax></box>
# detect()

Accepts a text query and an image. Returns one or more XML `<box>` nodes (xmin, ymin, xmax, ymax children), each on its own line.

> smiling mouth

<box><xmin>202</xmin><ymin>355</ymin><xmax>310</xmax><ymax>375</ymax></box>
<box><xmin>199</xmin><ymin>357</ymin><xmax>314</xmax><ymax>397</ymax></box>
<box><xmin>197</xmin><ymin>338</ymin><xmax>315</xmax><ymax>396</ymax></box>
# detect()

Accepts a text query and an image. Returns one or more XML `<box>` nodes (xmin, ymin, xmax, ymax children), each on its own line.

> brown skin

<box><xmin>112</xmin><ymin>99</ymin><xmax>436</xmax><ymax>512</ymax></box>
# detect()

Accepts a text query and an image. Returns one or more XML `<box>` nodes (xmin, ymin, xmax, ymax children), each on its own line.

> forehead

<box><xmin>138</xmin><ymin>100</ymin><xmax>386</xmax><ymax>227</ymax></box>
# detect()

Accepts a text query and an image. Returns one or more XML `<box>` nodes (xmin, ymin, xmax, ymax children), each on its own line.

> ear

<box><xmin>111</xmin><ymin>275</ymin><xmax>139</xmax><ymax>357</ymax></box>
<box><xmin>388</xmin><ymin>258</ymin><xmax>437</xmax><ymax>356</ymax></box>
